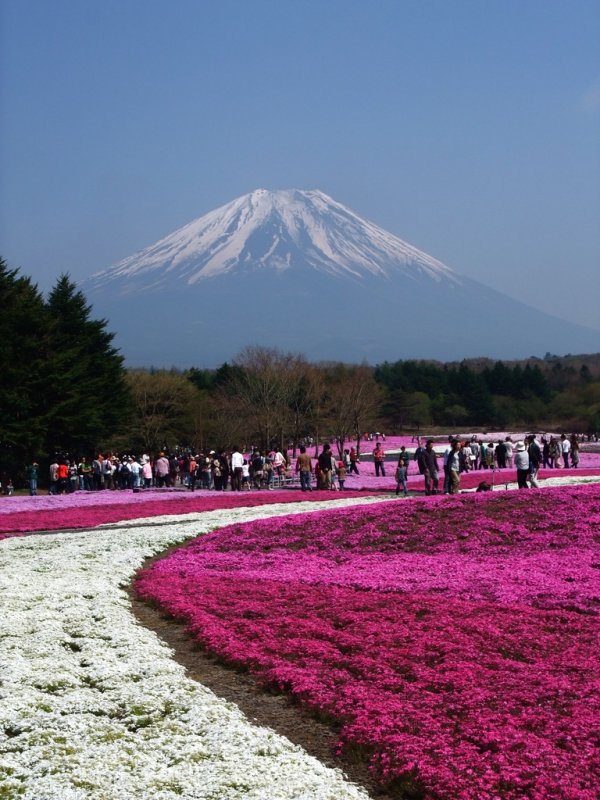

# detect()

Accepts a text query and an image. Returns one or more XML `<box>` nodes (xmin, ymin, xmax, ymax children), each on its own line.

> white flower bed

<box><xmin>0</xmin><ymin>499</ymin><xmax>382</xmax><ymax>800</ymax></box>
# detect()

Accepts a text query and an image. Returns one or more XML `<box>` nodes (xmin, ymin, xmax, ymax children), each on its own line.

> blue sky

<box><xmin>1</xmin><ymin>0</ymin><xmax>599</xmax><ymax>331</ymax></box>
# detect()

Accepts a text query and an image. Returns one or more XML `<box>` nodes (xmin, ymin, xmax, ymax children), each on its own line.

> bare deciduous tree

<box><xmin>220</xmin><ymin>346</ymin><xmax>312</xmax><ymax>450</ymax></box>
<box><xmin>125</xmin><ymin>370</ymin><xmax>199</xmax><ymax>452</ymax></box>
<box><xmin>323</xmin><ymin>364</ymin><xmax>383</xmax><ymax>457</ymax></box>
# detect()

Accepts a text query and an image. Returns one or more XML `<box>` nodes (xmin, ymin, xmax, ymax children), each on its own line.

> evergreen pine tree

<box><xmin>42</xmin><ymin>274</ymin><xmax>131</xmax><ymax>456</ymax></box>
<box><xmin>0</xmin><ymin>259</ymin><xmax>50</xmax><ymax>476</ymax></box>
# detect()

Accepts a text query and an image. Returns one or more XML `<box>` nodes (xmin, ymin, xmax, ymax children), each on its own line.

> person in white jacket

<box><xmin>515</xmin><ymin>442</ymin><xmax>529</xmax><ymax>489</ymax></box>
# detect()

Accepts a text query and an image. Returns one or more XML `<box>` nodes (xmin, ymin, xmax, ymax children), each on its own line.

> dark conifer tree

<box><xmin>42</xmin><ymin>274</ymin><xmax>131</xmax><ymax>457</ymax></box>
<box><xmin>0</xmin><ymin>259</ymin><xmax>49</xmax><ymax>475</ymax></box>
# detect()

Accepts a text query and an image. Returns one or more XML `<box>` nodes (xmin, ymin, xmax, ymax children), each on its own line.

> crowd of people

<box><xmin>18</xmin><ymin>432</ymin><xmax>585</xmax><ymax>497</ymax></box>
<box><xmin>408</xmin><ymin>432</ymin><xmax>582</xmax><ymax>495</ymax></box>
<box><xmin>21</xmin><ymin>447</ymin><xmax>339</xmax><ymax>496</ymax></box>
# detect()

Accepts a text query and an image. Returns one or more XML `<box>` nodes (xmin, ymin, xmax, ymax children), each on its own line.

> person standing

<box><xmin>447</xmin><ymin>440</ymin><xmax>461</xmax><ymax>494</ymax></box>
<box><xmin>219</xmin><ymin>450</ymin><xmax>230</xmax><ymax>490</ymax></box>
<box><xmin>542</xmin><ymin>437</ymin><xmax>551</xmax><ymax>469</ymax></box>
<box><xmin>397</xmin><ymin>446</ymin><xmax>410</xmax><ymax>474</ymax></box>
<box><xmin>26</xmin><ymin>461</ymin><xmax>39</xmax><ymax>496</ymax></box>
<box><xmin>570</xmin><ymin>435</ymin><xmax>580</xmax><ymax>468</ymax></box>
<box><xmin>527</xmin><ymin>434</ymin><xmax>542</xmax><ymax>488</ymax></box>
<box><xmin>169</xmin><ymin>454</ymin><xmax>180</xmax><ymax>487</ymax></box>
<box><xmin>273</xmin><ymin>448</ymin><xmax>286</xmax><ymax>479</ymax></box>
<box><xmin>230</xmin><ymin>446</ymin><xmax>244</xmax><ymax>491</ymax></box>
<box><xmin>317</xmin><ymin>444</ymin><xmax>333</xmax><ymax>489</ymax></box>
<box><xmin>395</xmin><ymin>458</ymin><xmax>408</xmax><ymax>497</ymax></box>
<box><xmin>56</xmin><ymin>460</ymin><xmax>69</xmax><ymax>494</ymax></box>
<box><xmin>155</xmin><ymin>453</ymin><xmax>170</xmax><ymax>488</ymax></box>
<box><xmin>349</xmin><ymin>447</ymin><xmax>360</xmax><ymax>474</ymax></box>
<box><xmin>296</xmin><ymin>446</ymin><xmax>312</xmax><ymax>492</ymax></box>
<box><xmin>373</xmin><ymin>442</ymin><xmax>386</xmax><ymax>477</ymax></box>
<box><xmin>342</xmin><ymin>449</ymin><xmax>352</xmax><ymax>472</ymax></box>
<box><xmin>68</xmin><ymin>460</ymin><xmax>79</xmax><ymax>493</ymax></box>
<box><xmin>188</xmin><ymin>454</ymin><xmax>198</xmax><ymax>491</ymax></box>
<box><xmin>504</xmin><ymin>437</ymin><xmax>514</xmax><ymax>468</ymax></box>
<box><xmin>337</xmin><ymin>460</ymin><xmax>346</xmax><ymax>491</ymax></box>
<box><xmin>129</xmin><ymin>457</ymin><xmax>142</xmax><ymax>489</ymax></box>
<box><xmin>460</xmin><ymin>441</ymin><xmax>472</xmax><ymax>473</ymax></box>
<box><xmin>470</xmin><ymin>438</ymin><xmax>481</xmax><ymax>470</ymax></box>
<box><xmin>102</xmin><ymin>456</ymin><xmax>115</xmax><ymax>490</ymax></box>
<box><xmin>92</xmin><ymin>455</ymin><xmax>104</xmax><ymax>490</ymax></box>
<box><xmin>250</xmin><ymin>450</ymin><xmax>264</xmax><ymax>489</ymax></box>
<box><xmin>479</xmin><ymin>441</ymin><xmax>487</xmax><ymax>470</ymax></box>
<box><xmin>141</xmin><ymin>458</ymin><xmax>153</xmax><ymax>488</ymax></box>
<box><xmin>414</xmin><ymin>438</ymin><xmax>426</xmax><ymax>475</ymax></box>
<box><xmin>550</xmin><ymin>437</ymin><xmax>561</xmax><ymax>468</ymax></box>
<box><xmin>49</xmin><ymin>458</ymin><xmax>59</xmax><ymax>495</ymax></box>
<box><xmin>263</xmin><ymin>456</ymin><xmax>274</xmax><ymax>489</ymax></box>
<box><xmin>79</xmin><ymin>456</ymin><xmax>93</xmax><ymax>490</ymax></box>
<box><xmin>561</xmin><ymin>434</ymin><xmax>571</xmax><ymax>468</ymax></box>
<box><xmin>515</xmin><ymin>441</ymin><xmax>530</xmax><ymax>489</ymax></box>
<box><xmin>442</xmin><ymin>439</ymin><xmax>454</xmax><ymax>494</ymax></box>
<box><xmin>495</xmin><ymin>440</ymin><xmax>507</xmax><ymax>469</ymax></box>
<box><xmin>202</xmin><ymin>452</ymin><xmax>213</xmax><ymax>489</ymax></box>
<box><xmin>330</xmin><ymin>459</ymin><xmax>339</xmax><ymax>491</ymax></box>
<box><xmin>423</xmin><ymin>440</ymin><xmax>439</xmax><ymax>495</ymax></box>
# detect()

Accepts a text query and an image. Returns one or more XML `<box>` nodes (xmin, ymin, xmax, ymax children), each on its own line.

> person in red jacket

<box><xmin>56</xmin><ymin>460</ymin><xmax>69</xmax><ymax>494</ymax></box>
<box><xmin>373</xmin><ymin>442</ymin><xmax>386</xmax><ymax>477</ymax></box>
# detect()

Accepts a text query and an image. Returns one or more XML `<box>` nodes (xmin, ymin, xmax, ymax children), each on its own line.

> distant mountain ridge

<box><xmin>85</xmin><ymin>189</ymin><xmax>599</xmax><ymax>367</ymax></box>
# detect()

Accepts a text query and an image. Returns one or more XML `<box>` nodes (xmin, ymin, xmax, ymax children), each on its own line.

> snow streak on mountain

<box><xmin>85</xmin><ymin>188</ymin><xmax>599</xmax><ymax>366</ymax></box>
<box><xmin>90</xmin><ymin>189</ymin><xmax>458</xmax><ymax>292</ymax></box>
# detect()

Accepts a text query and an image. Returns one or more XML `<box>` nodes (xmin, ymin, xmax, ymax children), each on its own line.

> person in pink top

<box><xmin>154</xmin><ymin>453</ymin><xmax>170</xmax><ymax>487</ymax></box>
<box><xmin>141</xmin><ymin>458</ymin><xmax>153</xmax><ymax>488</ymax></box>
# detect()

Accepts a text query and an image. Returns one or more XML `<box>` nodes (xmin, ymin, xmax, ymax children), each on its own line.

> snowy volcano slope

<box><xmin>84</xmin><ymin>189</ymin><xmax>600</xmax><ymax>366</ymax></box>
<box><xmin>89</xmin><ymin>189</ymin><xmax>459</xmax><ymax>293</ymax></box>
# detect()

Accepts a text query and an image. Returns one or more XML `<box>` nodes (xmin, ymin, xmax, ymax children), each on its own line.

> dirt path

<box><xmin>130</xmin><ymin>571</ymin><xmax>396</xmax><ymax>800</ymax></box>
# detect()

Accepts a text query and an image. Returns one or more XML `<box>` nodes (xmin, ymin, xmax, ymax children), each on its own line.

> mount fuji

<box><xmin>85</xmin><ymin>189</ymin><xmax>599</xmax><ymax>366</ymax></box>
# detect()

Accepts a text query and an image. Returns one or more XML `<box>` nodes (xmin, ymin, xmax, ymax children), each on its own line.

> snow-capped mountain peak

<box><xmin>90</xmin><ymin>188</ymin><xmax>458</xmax><ymax>291</ymax></box>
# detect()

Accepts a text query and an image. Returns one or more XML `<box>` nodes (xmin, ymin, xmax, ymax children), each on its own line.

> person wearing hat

<box><xmin>514</xmin><ymin>442</ymin><xmax>529</xmax><ymax>489</ymax></box>
<box><xmin>155</xmin><ymin>452</ymin><xmax>170</xmax><ymax>488</ymax></box>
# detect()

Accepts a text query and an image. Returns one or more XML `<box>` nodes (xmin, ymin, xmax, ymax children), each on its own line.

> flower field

<box><xmin>1</xmin><ymin>472</ymin><xmax>599</xmax><ymax>799</ymax></box>
<box><xmin>0</xmin><ymin>497</ymin><xmax>384</xmax><ymax>800</ymax></box>
<box><xmin>136</xmin><ymin>485</ymin><xmax>600</xmax><ymax>799</ymax></box>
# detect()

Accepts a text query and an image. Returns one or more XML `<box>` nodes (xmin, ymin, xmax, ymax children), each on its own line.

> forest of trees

<box><xmin>1</xmin><ymin>258</ymin><xmax>599</xmax><ymax>484</ymax></box>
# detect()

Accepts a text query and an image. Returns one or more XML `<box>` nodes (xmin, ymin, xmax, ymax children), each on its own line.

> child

<box><xmin>337</xmin><ymin>460</ymin><xmax>346</xmax><ymax>491</ymax></box>
<box><xmin>395</xmin><ymin>459</ymin><xmax>408</xmax><ymax>497</ymax></box>
<box><xmin>241</xmin><ymin>459</ymin><xmax>250</xmax><ymax>490</ymax></box>
<box><xmin>330</xmin><ymin>460</ymin><xmax>338</xmax><ymax>491</ymax></box>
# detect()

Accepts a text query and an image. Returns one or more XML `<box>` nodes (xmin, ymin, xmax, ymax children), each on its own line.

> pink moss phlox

<box><xmin>135</xmin><ymin>483</ymin><xmax>600</xmax><ymax>799</ymax></box>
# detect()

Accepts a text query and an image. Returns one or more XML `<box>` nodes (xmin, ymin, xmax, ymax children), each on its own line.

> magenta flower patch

<box><xmin>136</xmin><ymin>484</ymin><xmax>600</xmax><ymax>799</ymax></box>
<box><xmin>0</xmin><ymin>489</ymin><xmax>374</xmax><ymax>536</ymax></box>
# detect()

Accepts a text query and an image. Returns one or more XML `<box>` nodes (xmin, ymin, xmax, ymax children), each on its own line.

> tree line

<box><xmin>2</xmin><ymin>258</ymin><xmax>598</xmax><ymax>484</ymax></box>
